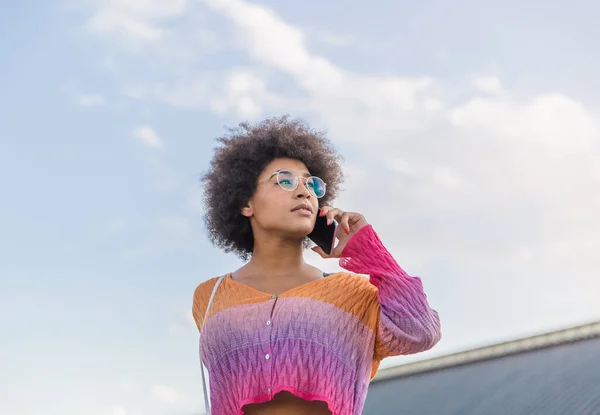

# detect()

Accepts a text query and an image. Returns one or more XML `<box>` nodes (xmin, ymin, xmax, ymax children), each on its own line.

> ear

<box><xmin>241</xmin><ymin>203</ymin><xmax>253</xmax><ymax>218</ymax></box>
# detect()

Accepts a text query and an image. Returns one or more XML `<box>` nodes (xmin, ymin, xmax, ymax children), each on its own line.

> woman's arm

<box><xmin>339</xmin><ymin>224</ymin><xmax>441</xmax><ymax>360</ymax></box>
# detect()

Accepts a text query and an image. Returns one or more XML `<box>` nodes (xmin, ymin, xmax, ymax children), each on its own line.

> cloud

<box><xmin>209</xmin><ymin>68</ymin><xmax>283</xmax><ymax>118</ymax></box>
<box><xmin>449</xmin><ymin>93</ymin><xmax>598</xmax><ymax>153</ymax></box>
<box><xmin>386</xmin><ymin>158</ymin><xmax>462</xmax><ymax>190</ymax></box>
<box><xmin>86</xmin><ymin>0</ymin><xmax>187</xmax><ymax>40</ymax></box>
<box><xmin>106</xmin><ymin>0</ymin><xmax>439</xmax><ymax>128</ymax></box>
<box><xmin>109</xmin><ymin>0</ymin><xmax>599</xmax><ymax>271</ymax></box>
<box><xmin>201</xmin><ymin>0</ymin><xmax>440</xmax><ymax>136</ymax></box>
<box><xmin>196</xmin><ymin>0</ymin><xmax>600</xmax><ymax>335</ymax></box>
<box><xmin>153</xmin><ymin>384</ymin><xmax>182</xmax><ymax>405</ymax></box>
<box><xmin>76</xmin><ymin>93</ymin><xmax>106</xmax><ymax>107</ymax></box>
<box><xmin>81</xmin><ymin>0</ymin><xmax>600</xmax><ymax>356</ymax></box>
<box><xmin>111</xmin><ymin>406</ymin><xmax>127</xmax><ymax>415</ymax></box>
<box><xmin>132</xmin><ymin>125</ymin><xmax>164</xmax><ymax>149</ymax></box>
<box><xmin>83</xmin><ymin>0</ymin><xmax>221</xmax><ymax>82</ymax></box>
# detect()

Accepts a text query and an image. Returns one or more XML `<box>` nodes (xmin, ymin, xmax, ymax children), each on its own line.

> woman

<box><xmin>192</xmin><ymin>116</ymin><xmax>441</xmax><ymax>415</ymax></box>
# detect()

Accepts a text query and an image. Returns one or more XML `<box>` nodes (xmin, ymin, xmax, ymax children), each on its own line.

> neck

<box><xmin>244</xmin><ymin>233</ymin><xmax>309</xmax><ymax>279</ymax></box>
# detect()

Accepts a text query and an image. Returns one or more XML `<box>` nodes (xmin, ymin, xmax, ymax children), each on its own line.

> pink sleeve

<box><xmin>339</xmin><ymin>224</ymin><xmax>441</xmax><ymax>360</ymax></box>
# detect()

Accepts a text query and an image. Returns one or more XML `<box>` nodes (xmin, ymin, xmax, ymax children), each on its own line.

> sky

<box><xmin>1</xmin><ymin>0</ymin><xmax>600</xmax><ymax>414</ymax></box>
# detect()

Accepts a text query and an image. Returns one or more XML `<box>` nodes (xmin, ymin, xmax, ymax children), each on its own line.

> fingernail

<box><xmin>327</xmin><ymin>218</ymin><xmax>332</xmax><ymax>225</ymax></box>
<box><xmin>345</xmin><ymin>226</ymin><xmax>350</xmax><ymax>235</ymax></box>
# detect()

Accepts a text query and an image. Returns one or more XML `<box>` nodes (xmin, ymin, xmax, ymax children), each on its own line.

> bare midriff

<box><xmin>242</xmin><ymin>391</ymin><xmax>332</xmax><ymax>415</ymax></box>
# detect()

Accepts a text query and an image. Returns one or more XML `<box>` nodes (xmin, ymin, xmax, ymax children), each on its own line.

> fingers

<box><xmin>320</xmin><ymin>206</ymin><xmax>351</xmax><ymax>234</ymax></box>
<box><xmin>319</xmin><ymin>206</ymin><xmax>340</xmax><ymax>225</ymax></box>
<box><xmin>311</xmin><ymin>246</ymin><xmax>329</xmax><ymax>258</ymax></box>
<box><xmin>340</xmin><ymin>212</ymin><xmax>351</xmax><ymax>235</ymax></box>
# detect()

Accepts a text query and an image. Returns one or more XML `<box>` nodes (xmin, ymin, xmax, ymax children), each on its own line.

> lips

<box><xmin>291</xmin><ymin>203</ymin><xmax>313</xmax><ymax>214</ymax></box>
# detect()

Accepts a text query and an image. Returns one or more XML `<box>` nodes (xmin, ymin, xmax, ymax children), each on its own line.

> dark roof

<box><xmin>363</xmin><ymin>322</ymin><xmax>600</xmax><ymax>415</ymax></box>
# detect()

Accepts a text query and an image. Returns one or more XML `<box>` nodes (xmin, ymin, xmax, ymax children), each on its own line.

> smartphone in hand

<box><xmin>307</xmin><ymin>214</ymin><xmax>337</xmax><ymax>255</ymax></box>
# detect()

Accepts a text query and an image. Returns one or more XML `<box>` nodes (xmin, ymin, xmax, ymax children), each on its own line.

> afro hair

<box><xmin>200</xmin><ymin>115</ymin><xmax>345</xmax><ymax>260</ymax></box>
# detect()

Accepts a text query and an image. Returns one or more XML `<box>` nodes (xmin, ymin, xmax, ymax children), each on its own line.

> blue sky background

<box><xmin>2</xmin><ymin>1</ymin><xmax>600</xmax><ymax>414</ymax></box>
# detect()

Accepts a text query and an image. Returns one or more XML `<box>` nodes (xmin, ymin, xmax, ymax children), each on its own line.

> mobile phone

<box><xmin>307</xmin><ymin>214</ymin><xmax>337</xmax><ymax>255</ymax></box>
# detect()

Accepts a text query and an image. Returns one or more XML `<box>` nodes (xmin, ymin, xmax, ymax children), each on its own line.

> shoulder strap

<box><xmin>199</xmin><ymin>274</ymin><xmax>227</xmax><ymax>415</ymax></box>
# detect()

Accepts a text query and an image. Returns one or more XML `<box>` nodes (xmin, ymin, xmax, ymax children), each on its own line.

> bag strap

<box><xmin>199</xmin><ymin>274</ymin><xmax>227</xmax><ymax>415</ymax></box>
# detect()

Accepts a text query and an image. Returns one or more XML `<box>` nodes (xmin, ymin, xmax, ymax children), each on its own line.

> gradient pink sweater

<box><xmin>192</xmin><ymin>225</ymin><xmax>441</xmax><ymax>415</ymax></box>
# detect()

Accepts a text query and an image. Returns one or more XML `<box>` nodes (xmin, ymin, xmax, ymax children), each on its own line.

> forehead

<box><xmin>262</xmin><ymin>158</ymin><xmax>311</xmax><ymax>177</ymax></box>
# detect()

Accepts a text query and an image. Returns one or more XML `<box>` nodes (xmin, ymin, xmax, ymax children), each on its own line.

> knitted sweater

<box><xmin>192</xmin><ymin>225</ymin><xmax>441</xmax><ymax>415</ymax></box>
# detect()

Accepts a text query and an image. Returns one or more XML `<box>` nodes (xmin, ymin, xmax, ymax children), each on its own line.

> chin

<box><xmin>286</xmin><ymin>223</ymin><xmax>314</xmax><ymax>238</ymax></box>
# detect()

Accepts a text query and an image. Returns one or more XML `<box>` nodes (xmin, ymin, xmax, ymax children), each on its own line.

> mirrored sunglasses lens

<box><xmin>277</xmin><ymin>171</ymin><xmax>298</xmax><ymax>191</ymax></box>
<box><xmin>307</xmin><ymin>177</ymin><xmax>326</xmax><ymax>198</ymax></box>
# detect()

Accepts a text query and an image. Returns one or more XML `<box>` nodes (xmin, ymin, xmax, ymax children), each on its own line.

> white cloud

<box><xmin>449</xmin><ymin>93</ymin><xmax>598</xmax><ymax>153</ymax></box>
<box><xmin>89</xmin><ymin>11</ymin><xmax>162</xmax><ymax>39</ymax></box>
<box><xmin>198</xmin><ymin>0</ymin><xmax>443</xmax><ymax>143</ymax></box>
<box><xmin>386</xmin><ymin>158</ymin><xmax>462</xmax><ymax>190</ymax></box>
<box><xmin>86</xmin><ymin>0</ymin><xmax>187</xmax><ymax>40</ymax></box>
<box><xmin>132</xmin><ymin>125</ymin><xmax>164</xmax><ymax>149</ymax></box>
<box><xmin>196</xmin><ymin>0</ymin><xmax>600</xmax><ymax>341</ymax></box>
<box><xmin>193</xmin><ymin>0</ymin><xmax>600</xmax><ymax>257</ymax></box>
<box><xmin>82</xmin><ymin>0</ymin><xmax>600</xmax><ymax>357</ymax></box>
<box><xmin>108</xmin><ymin>0</ymin><xmax>439</xmax><ymax>132</ymax></box>
<box><xmin>84</xmin><ymin>0</ymin><xmax>220</xmax><ymax>80</ymax></box>
<box><xmin>111</xmin><ymin>406</ymin><xmax>127</xmax><ymax>415</ymax></box>
<box><xmin>153</xmin><ymin>384</ymin><xmax>182</xmax><ymax>405</ymax></box>
<box><xmin>209</xmin><ymin>68</ymin><xmax>283</xmax><ymax>118</ymax></box>
<box><xmin>76</xmin><ymin>93</ymin><xmax>106</xmax><ymax>107</ymax></box>
<box><xmin>203</xmin><ymin>0</ymin><xmax>331</xmax><ymax>81</ymax></box>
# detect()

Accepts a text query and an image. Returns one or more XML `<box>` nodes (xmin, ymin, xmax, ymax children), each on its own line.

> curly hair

<box><xmin>200</xmin><ymin>115</ymin><xmax>345</xmax><ymax>260</ymax></box>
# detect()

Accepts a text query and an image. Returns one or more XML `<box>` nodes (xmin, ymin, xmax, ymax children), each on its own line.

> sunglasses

<box><xmin>265</xmin><ymin>170</ymin><xmax>327</xmax><ymax>199</ymax></box>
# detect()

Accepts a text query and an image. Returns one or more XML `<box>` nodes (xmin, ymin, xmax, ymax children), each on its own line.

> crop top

<box><xmin>192</xmin><ymin>224</ymin><xmax>441</xmax><ymax>415</ymax></box>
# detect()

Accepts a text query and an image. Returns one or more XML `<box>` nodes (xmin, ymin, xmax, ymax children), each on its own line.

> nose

<box><xmin>294</xmin><ymin>183</ymin><xmax>311</xmax><ymax>199</ymax></box>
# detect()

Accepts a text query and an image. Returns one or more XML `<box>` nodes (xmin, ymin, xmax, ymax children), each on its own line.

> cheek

<box><xmin>252</xmin><ymin>191</ymin><xmax>287</xmax><ymax>218</ymax></box>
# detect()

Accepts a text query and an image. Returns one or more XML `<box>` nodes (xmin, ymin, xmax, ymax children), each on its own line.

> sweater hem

<box><xmin>237</xmin><ymin>385</ymin><xmax>339</xmax><ymax>415</ymax></box>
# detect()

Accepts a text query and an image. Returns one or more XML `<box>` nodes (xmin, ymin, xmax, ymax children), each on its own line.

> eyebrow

<box><xmin>272</xmin><ymin>170</ymin><xmax>312</xmax><ymax>177</ymax></box>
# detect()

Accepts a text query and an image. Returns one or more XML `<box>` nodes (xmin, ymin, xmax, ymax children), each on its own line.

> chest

<box><xmin>201</xmin><ymin>294</ymin><xmax>376</xmax><ymax>367</ymax></box>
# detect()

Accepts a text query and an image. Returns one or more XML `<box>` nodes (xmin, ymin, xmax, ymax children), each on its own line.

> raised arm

<box><xmin>339</xmin><ymin>224</ymin><xmax>441</xmax><ymax>360</ymax></box>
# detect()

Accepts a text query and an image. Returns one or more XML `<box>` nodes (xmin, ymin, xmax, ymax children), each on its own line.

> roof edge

<box><xmin>372</xmin><ymin>320</ymin><xmax>600</xmax><ymax>383</ymax></box>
